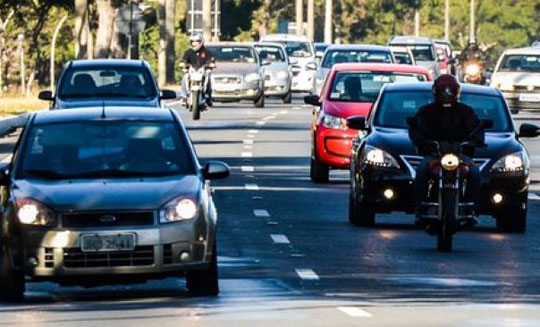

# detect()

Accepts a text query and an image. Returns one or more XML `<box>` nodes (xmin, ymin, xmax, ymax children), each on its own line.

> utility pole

<box><xmin>469</xmin><ymin>0</ymin><xmax>475</xmax><ymax>42</ymax></box>
<box><xmin>202</xmin><ymin>0</ymin><xmax>212</xmax><ymax>41</ymax></box>
<box><xmin>414</xmin><ymin>0</ymin><xmax>420</xmax><ymax>36</ymax></box>
<box><xmin>213</xmin><ymin>0</ymin><xmax>220</xmax><ymax>41</ymax></box>
<box><xmin>444</xmin><ymin>0</ymin><xmax>449</xmax><ymax>40</ymax></box>
<box><xmin>17</xmin><ymin>34</ymin><xmax>25</xmax><ymax>95</ymax></box>
<box><xmin>51</xmin><ymin>15</ymin><xmax>68</xmax><ymax>92</ymax></box>
<box><xmin>324</xmin><ymin>0</ymin><xmax>332</xmax><ymax>43</ymax></box>
<box><xmin>307</xmin><ymin>0</ymin><xmax>314</xmax><ymax>41</ymax></box>
<box><xmin>295</xmin><ymin>0</ymin><xmax>303</xmax><ymax>35</ymax></box>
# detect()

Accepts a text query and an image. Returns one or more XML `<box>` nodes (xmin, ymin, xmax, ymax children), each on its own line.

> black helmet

<box><xmin>432</xmin><ymin>74</ymin><xmax>460</xmax><ymax>107</ymax></box>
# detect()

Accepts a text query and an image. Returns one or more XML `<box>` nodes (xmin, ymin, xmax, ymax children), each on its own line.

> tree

<box><xmin>74</xmin><ymin>0</ymin><xmax>92</xmax><ymax>59</ymax></box>
<box><xmin>165</xmin><ymin>0</ymin><xmax>176</xmax><ymax>84</ymax></box>
<box><xmin>94</xmin><ymin>0</ymin><xmax>117</xmax><ymax>58</ymax></box>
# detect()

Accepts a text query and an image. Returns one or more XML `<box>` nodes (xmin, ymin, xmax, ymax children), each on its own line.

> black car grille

<box><xmin>401</xmin><ymin>155</ymin><xmax>490</xmax><ymax>174</ymax></box>
<box><xmin>214</xmin><ymin>76</ymin><xmax>241</xmax><ymax>84</ymax></box>
<box><xmin>505</xmin><ymin>98</ymin><xmax>540</xmax><ymax>111</ymax></box>
<box><xmin>62</xmin><ymin>212</ymin><xmax>155</xmax><ymax>228</ymax></box>
<box><xmin>63</xmin><ymin>246</ymin><xmax>155</xmax><ymax>268</ymax></box>
<box><xmin>514</xmin><ymin>86</ymin><xmax>540</xmax><ymax>93</ymax></box>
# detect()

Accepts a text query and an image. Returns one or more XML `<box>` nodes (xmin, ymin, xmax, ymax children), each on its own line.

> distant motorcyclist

<box><xmin>459</xmin><ymin>38</ymin><xmax>485</xmax><ymax>84</ymax></box>
<box><xmin>408</xmin><ymin>74</ymin><xmax>485</xmax><ymax>219</ymax></box>
<box><xmin>181</xmin><ymin>33</ymin><xmax>214</xmax><ymax>105</ymax></box>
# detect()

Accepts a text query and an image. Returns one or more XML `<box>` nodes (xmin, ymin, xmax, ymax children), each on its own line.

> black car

<box><xmin>348</xmin><ymin>83</ymin><xmax>540</xmax><ymax>232</ymax></box>
<box><xmin>0</xmin><ymin>107</ymin><xmax>229</xmax><ymax>301</ymax></box>
<box><xmin>39</xmin><ymin>60</ymin><xmax>176</xmax><ymax>109</ymax></box>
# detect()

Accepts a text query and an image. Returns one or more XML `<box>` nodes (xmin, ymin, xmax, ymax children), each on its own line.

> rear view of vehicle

<box><xmin>390</xmin><ymin>46</ymin><xmax>416</xmax><ymax>65</ymax></box>
<box><xmin>388</xmin><ymin>36</ymin><xmax>441</xmax><ymax>78</ymax></box>
<box><xmin>255</xmin><ymin>42</ymin><xmax>293</xmax><ymax>103</ymax></box>
<box><xmin>490</xmin><ymin>47</ymin><xmax>540</xmax><ymax>113</ymax></box>
<box><xmin>261</xmin><ymin>34</ymin><xmax>317</xmax><ymax>94</ymax></box>
<box><xmin>207</xmin><ymin>43</ymin><xmax>266</xmax><ymax>107</ymax></box>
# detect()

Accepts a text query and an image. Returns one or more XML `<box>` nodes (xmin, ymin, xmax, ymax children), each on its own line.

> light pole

<box><xmin>414</xmin><ymin>0</ymin><xmax>420</xmax><ymax>36</ymax></box>
<box><xmin>17</xmin><ymin>33</ymin><xmax>25</xmax><ymax>95</ymax></box>
<box><xmin>469</xmin><ymin>0</ymin><xmax>475</xmax><ymax>42</ymax></box>
<box><xmin>307</xmin><ymin>0</ymin><xmax>314</xmax><ymax>41</ymax></box>
<box><xmin>202</xmin><ymin>0</ymin><xmax>212</xmax><ymax>41</ymax></box>
<box><xmin>295</xmin><ymin>0</ymin><xmax>303</xmax><ymax>35</ymax></box>
<box><xmin>444</xmin><ymin>0</ymin><xmax>449</xmax><ymax>41</ymax></box>
<box><xmin>51</xmin><ymin>15</ymin><xmax>68</xmax><ymax>92</ymax></box>
<box><xmin>324</xmin><ymin>0</ymin><xmax>332</xmax><ymax>43</ymax></box>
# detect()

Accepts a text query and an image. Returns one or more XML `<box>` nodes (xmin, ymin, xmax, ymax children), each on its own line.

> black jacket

<box><xmin>182</xmin><ymin>47</ymin><xmax>214</xmax><ymax>69</ymax></box>
<box><xmin>409</xmin><ymin>102</ymin><xmax>485</xmax><ymax>156</ymax></box>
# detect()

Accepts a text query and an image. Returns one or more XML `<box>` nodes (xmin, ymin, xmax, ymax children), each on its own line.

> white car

<box><xmin>260</xmin><ymin>34</ymin><xmax>317</xmax><ymax>94</ymax></box>
<box><xmin>490</xmin><ymin>47</ymin><xmax>540</xmax><ymax>113</ymax></box>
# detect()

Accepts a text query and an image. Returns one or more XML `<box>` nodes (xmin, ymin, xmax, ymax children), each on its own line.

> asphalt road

<box><xmin>1</xmin><ymin>98</ymin><xmax>540</xmax><ymax>326</ymax></box>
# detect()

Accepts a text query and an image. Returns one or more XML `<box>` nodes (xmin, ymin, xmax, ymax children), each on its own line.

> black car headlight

<box><xmin>361</xmin><ymin>145</ymin><xmax>400</xmax><ymax>169</ymax></box>
<box><xmin>16</xmin><ymin>199</ymin><xmax>56</xmax><ymax>227</ymax></box>
<box><xmin>490</xmin><ymin>151</ymin><xmax>527</xmax><ymax>173</ymax></box>
<box><xmin>160</xmin><ymin>197</ymin><xmax>198</xmax><ymax>223</ymax></box>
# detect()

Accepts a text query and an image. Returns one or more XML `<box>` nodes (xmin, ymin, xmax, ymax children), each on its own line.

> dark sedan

<box><xmin>348</xmin><ymin>83</ymin><xmax>540</xmax><ymax>232</ymax></box>
<box><xmin>0</xmin><ymin>107</ymin><xmax>229</xmax><ymax>301</ymax></box>
<box><xmin>38</xmin><ymin>60</ymin><xmax>176</xmax><ymax>109</ymax></box>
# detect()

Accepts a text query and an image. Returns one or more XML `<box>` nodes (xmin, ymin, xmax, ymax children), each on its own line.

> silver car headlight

<box><xmin>16</xmin><ymin>199</ymin><xmax>56</xmax><ymax>226</ymax></box>
<box><xmin>319</xmin><ymin>113</ymin><xmax>346</xmax><ymax>129</ymax></box>
<box><xmin>160</xmin><ymin>197</ymin><xmax>198</xmax><ymax>223</ymax></box>
<box><xmin>276</xmin><ymin>71</ymin><xmax>289</xmax><ymax>80</ymax></box>
<box><xmin>490</xmin><ymin>151</ymin><xmax>527</xmax><ymax>172</ymax></box>
<box><xmin>361</xmin><ymin>145</ymin><xmax>400</xmax><ymax>169</ymax></box>
<box><xmin>244</xmin><ymin>73</ymin><xmax>261</xmax><ymax>83</ymax></box>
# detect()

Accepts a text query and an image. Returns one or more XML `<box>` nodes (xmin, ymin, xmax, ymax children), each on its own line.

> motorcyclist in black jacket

<box><xmin>180</xmin><ymin>33</ymin><xmax>214</xmax><ymax>105</ymax></box>
<box><xmin>409</xmin><ymin>74</ymin><xmax>485</xmax><ymax>219</ymax></box>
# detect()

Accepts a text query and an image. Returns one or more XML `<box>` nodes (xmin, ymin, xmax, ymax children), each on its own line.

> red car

<box><xmin>304</xmin><ymin>63</ymin><xmax>432</xmax><ymax>183</ymax></box>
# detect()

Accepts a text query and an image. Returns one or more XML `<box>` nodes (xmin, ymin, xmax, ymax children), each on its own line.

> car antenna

<box><xmin>101</xmin><ymin>101</ymin><xmax>106</xmax><ymax>119</ymax></box>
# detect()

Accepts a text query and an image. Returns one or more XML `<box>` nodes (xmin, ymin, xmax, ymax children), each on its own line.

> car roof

<box><xmin>207</xmin><ymin>42</ymin><xmax>254</xmax><ymax>48</ymax></box>
<box><xmin>502</xmin><ymin>47</ymin><xmax>540</xmax><ymax>55</ymax></box>
<box><xmin>383</xmin><ymin>82</ymin><xmax>502</xmax><ymax>96</ymax></box>
<box><xmin>389</xmin><ymin>35</ymin><xmax>433</xmax><ymax>45</ymax></box>
<box><xmin>261</xmin><ymin>34</ymin><xmax>310</xmax><ymax>42</ymax></box>
<box><xmin>331</xmin><ymin>63</ymin><xmax>430</xmax><ymax>75</ymax></box>
<box><xmin>254</xmin><ymin>42</ymin><xmax>286</xmax><ymax>50</ymax></box>
<box><xmin>326</xmin><ymin>44</ymin><xmax>392</xmax><ymax>52</ymax></box>
<box><xmin>32</xmin><ymin>107</ymin><xmax>175</xmax><ymax>125</ymax></box>
<box><xmin>69</xmin><ymin>59</ymin><xmax>149</xmax><ymax>68</ymax></box>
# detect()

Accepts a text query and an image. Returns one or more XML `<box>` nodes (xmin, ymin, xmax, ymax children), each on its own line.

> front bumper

<box><xmin>264</xmin><ymin>77</ymin><xmax>291</xmax><ymax>96</ymax></box>
<box><xmin>292</xmin><ymin>69</ymin><xmax>315</xmax><ymax>93</ymax></box>
<box><xmin>212</xmin><ymin>76</ymin><xmax>263</xmax><ymax>101</ymax></box>
<box><xmin>502</xmin><ymin>91</ymin><xmax>540</xmax><ymax>112</ymax></box>
<box><xmin>19</xmin><ymin>217</ymin><xmax>215</xmax><ymax>279</ymax></box>
<box><xmin>315</xmin><ymin>126</ymin><xmax>357</xmax><ymax>168</ymax></box>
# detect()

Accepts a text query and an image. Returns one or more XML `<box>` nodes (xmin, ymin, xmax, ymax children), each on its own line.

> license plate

<box><xmin>519</xmin><ymin>93</ymin><xmax>540</xmax><ymax>102</ymax></box>
<box><xmin>215</xmin><ymin>84</ymin><xmax>238</xmax><ymax>91</ymax></box>
<box><xmin>81</xmin><ymin>233</ymin><xmax>136</xmax><ymax>252</ymax></box>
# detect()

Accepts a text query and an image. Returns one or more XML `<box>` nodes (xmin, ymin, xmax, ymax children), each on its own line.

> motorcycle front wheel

<box><xmin>192</xmin><ymin>90</ymin><xmax>201</xmax><ymax>120</ymax></box>
<box><xmin>437</xmin><ymin>189</ymin><xmax>457</xmax><ymax>252</ymax></box>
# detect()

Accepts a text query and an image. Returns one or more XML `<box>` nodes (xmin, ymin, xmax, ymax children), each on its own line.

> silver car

<box><xmin>207</xmin><ymin>43</ymin><xmax>266</xmax><ymax>108</ymax></box>
<box><xmin>388</xmin><ymin>35</ymin><xmax>441</xmax><ymax>78</ymax></box>
<box><xmin>490</xmin><ymin>47</ymin><xmax>540</xmax><ymax>113</ymax></box>
<box><xmin>255</xmin><ymin>42</ymin><xmax>293</xmax><ymax>104</ymax></box>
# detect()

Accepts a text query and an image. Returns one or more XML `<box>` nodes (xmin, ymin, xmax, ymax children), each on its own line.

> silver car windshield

<box><xmin>209</xmin><ymin>46</ymin><xmax>257</xmax><ymax>63</ymax></box>
<box><xmin>255</xmin><ymin>46</ymin><xmax>286</xmax><ymax>63</ymax></box>
<box><xmin>500</xmin><ymin>55</ymin><xmax>540</xmax><ymax>73</ymax></box>
<box><xmin>18</xmin><ymin>121</ymin><xmax>196</xmax><ymax>180</ymax></box>
<box><xmin>322</xmin><ymin>50</ymin><xmax>393</xmax><ymax>68</ymax></box>
<box><xmin>281</xmin><ymin>41</ymin><xmax>313</xmax><ymax>58</ymax></box>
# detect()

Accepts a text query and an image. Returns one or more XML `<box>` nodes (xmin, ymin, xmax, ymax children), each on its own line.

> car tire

<box><xmin>282</xmin><ymin>91</ymin><xmax>292</xmax><ymax>104</ymax></box>
<box><xmin>186</xmin><ymin>242</ymin><xmax>219</xmax><ymax>296</ymax></box>
<box><xmin>496</xmin><ymin>200</ymin><xmax>527</xmax><ymax>234</ymax></box>
<box><xmin>310</xmin><ymin>157</ymin><xmax>329</xmax><ymax>183</ymax></box>
<box><xmin>348</xmin><ymin>183</ymin><xmax>375</xmax><ymax>227</ymax></box>
<box><xmin>0</xmin><ymin>236</ymin><xmax>25</xmax><ymax>302</ymax></box>
<box><xmin>254</xmin><ymin>93</ymin><xmax>265</xmax><ymax>108</ymax></box>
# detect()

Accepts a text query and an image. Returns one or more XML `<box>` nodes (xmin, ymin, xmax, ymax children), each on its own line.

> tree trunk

<box><xmin>158</xmin><ymin>0</ymin><xmax>166</xmax><ymax>86</ymax></box>
<box><xmin>94</xmin><ymin>0</ymin><xmax>116</xmax><ymax>58</ymax></box>
<box><xmin>165</xmin><ymin>0</ymin><xmax>176</xmax><ymax>84</ymax></box>
<box><xmin>74</xmin><ymin>0</ymin><xmax>91</xmax><ymax>59</ymax></box>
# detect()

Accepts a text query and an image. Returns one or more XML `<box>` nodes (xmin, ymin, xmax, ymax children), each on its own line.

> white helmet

<box><xmin>189</xmin><ymin>33</ymin><xmax>204</xmax><ymax>51</ymax></box>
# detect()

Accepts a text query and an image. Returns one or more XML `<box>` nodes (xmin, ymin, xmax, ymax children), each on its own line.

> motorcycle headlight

<box><xmin>465</xmin><ymin>64</ymin><xmax>480</xmax><ymax>76</ymax></box>
<box><xmin>245</xmin><ymin>73</ymin><xmax>261</xmax><ymax>83</ymax></box>
<box><xmin>160</xmin><ymin>197</ymin><xmax>198</xmax><ymax>223</ymax></box>
<box><xmin>490</xmin><ymin>152</ymin><xmax>527</xmax><ymax>172</ymax></box>
<box><xmin>441</xmin><ymin>153</ymin><xmax>460</xmax><ymax>171</ymax></box>
<box><xmin>276</xmin><ymin>71</ymin><xmax>289</xmax><ymax>80</ymax></box>
<box><xmin>361</xmin><ymin>145</ymin><xmax>400</xmax><ymax>169</ymax></box>
<box><xmin>16</xmin><ymin>199</ymin><xmax>55</xmax><ymax>226</ymax></box>
<box><xmin>319</xmin><ymin>113</ymin><xmax>346</xmax><ymax>129</ymax></box>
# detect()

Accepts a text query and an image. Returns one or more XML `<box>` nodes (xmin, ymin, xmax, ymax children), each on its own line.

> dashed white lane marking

<box><xmin>256</xmin><ymin>121</ymin><xmax>266</xmax><ymax>126</ymax></box>
<box><xmin>528</xmin><ymin>193</ymin><xmax>540</xmax><ymax>200</ymax></box>
<box><xmin>337</xmin><ymin>307</ymin><xmax>373</xmax><ymax>318</ymax></box>
<box><xmin>246</xmin><ymin>134</ymin><xmax>256</xmax><ymax>138</ymax></box>
<box><xmin>280</xmin><ymin>110</ymin><xmax>289</xmax><ymax>114</ymax></box>
<box><xmin>241</xmin><ymin>152</ymin><xmax>253</xmax><ymax>158</ymax></box>
<box><xmin>270</xmin><ymin>234</ymin><xmax>290</xmax><ymax>244</ymax></box>
<box><xmin>245</xmin><ymin>184</ymin><xmax>259</xmax><ymax>191</ymax></box>
<box><xmin>243</xmin><ymin>145</ymin><xmax>253</xmax><ymax>150</ymax></box>
<box><xmin>293</xmin><ymin>106</ymin><xmax>301</xmax><ymax>110</ymax></box>
<box><xmin>243</xmin><ymin>139</ymin><xmax>254</xmax><ymax>145</ymax></box>
<box><xmin>262</xmin><ymin>116</ymin><xmax>275</xmax><ymax>121</ymax></box>
<box><xmin>247</xmin><ymin>129</ymin><xmax>259</xmax><ymax>134</ymax></box>
<box><xmin>1</xmin><ymin>154</ymin><xmax>12</xmax><ymax>163</ymax></box>
<box><xmin>302</xmin><ymin>104</ymin><xmax>311</xmax><ymax>108</ymax></box>
<box><xmin>241</xmin><ymin>166</ymin><xmax>255</xmax><ymax>172</ymax></box>
<box><xmin>253</xmin><ymin>209</ymin><xmax>270</xmax><ymax>217</ymax></box>
<box><xmin>295</xmin><ymin>269</ymin><xmax>319</xmax><ymax>280</ymax></box>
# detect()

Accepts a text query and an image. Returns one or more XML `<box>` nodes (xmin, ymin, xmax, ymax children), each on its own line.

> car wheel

<box><xmin>186</xmin><ymin>242</ymin><xmax>219</xmax><ymax>296</ymax></box>
<box><xmin>0</xmin><ymin>236</ymin><xmax>25</xmax><ymax>302</ymax></box>
<box><xmin>282</xmin><ymin>91</ymin><xmax>292</xmax><ymax>104</ymax></box>
<box><xmin>348</xmin><ymin>180</ymin><xmax>375</xmax><ymax>227</ymax></box>
<box><xmin>254</xmin><ymin>93</ymin><xmax>265</xmax><ymax>108</ymax></box>
<box><xmin>310</xmin><ymin>157</ymin><xmax>329</xmax><ymax>183</ymax></box>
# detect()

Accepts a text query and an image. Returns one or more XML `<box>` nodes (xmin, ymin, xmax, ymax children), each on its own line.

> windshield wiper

<box><xmin>66</xmin><ymin>169</ymin><xmax>180</xmax><ymax>178</ymax></box>
<box><xmin>23</xmin><ymin>169</ymin><xmax>70</xmax><ymax>180</ymax></box>
<box><xmin>97</xmin><ymin>92</ymin><xmax>151</xmax><ymax>99</ymax></box>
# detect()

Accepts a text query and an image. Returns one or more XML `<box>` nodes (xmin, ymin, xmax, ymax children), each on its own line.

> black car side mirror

<box><xmin>38</xmin><ymin>90</ymin><xmax>54</xmax><ymax>101</ymax></box>
<box><xmin>160</xmin><ymin>89</ymin><xmax>177</xmax><ymax>100</ymax></box>
<box><xmin>202</xmin><ymin>161</ymin><xmax>230</xmax><ymax>180</ymax></box>
<box><xmin>347</xmin><ymin>116</ymin><xmax>367</xmax><ymax>130</ymax></box>
<box><xmin>304</xmin><ymin>95</ymin><xmax>320</xmax><ymax>106</ymax></box>
<box><xmin>518</xmin><ymin>123</ymin><xmax>540</xmax><ymax>138</ymax></box>
<box><xmin>0</xmin><ymin>162</ymin><xmax>10</xmax><ymax>186</ymax></box>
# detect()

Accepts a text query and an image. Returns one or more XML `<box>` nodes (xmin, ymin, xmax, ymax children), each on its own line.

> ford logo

<box><xmin>99</xmin><ymin>215</ymin><xmax>117</xmax><ymax>223</ymax></box>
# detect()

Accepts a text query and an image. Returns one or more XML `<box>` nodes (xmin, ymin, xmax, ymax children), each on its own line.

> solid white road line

<box><xmin>293</xmin><ymin>106</ymin><xmax>301</xmax><ymax>110</ymax></box>
<box><xmin>243</xmin><ymin>139</ymin><xmax>254</xmax><ymax>145</ymax></box>
<box><xmin>247</xmin><ymin>129</ymin><xmax>259</xmax><ymax>134</ymax></box>
<box><xmin>280</xmin><ymin>110</ymin><xmax>289</xmax><ymax>114</ymax></box>
<box><xmin>253</xmin><ymin>209</ymin><xmax>270</xmax><ymax>217</ymax></box>
<box><xmin>241</xmin><ymin>152</ymin><xmax>253</xmax><ymax>157</ymax></box>
<box><xmin>246</xmin><ymin>134</ymin><xmax>256</xmax><ymax>138</ymax></box>
<box><xmin>245</xmin><ymin>184</ymin><xmax>259</xmax><ymax>191</ymax></box>
<box><xmin>295</xmin><ymin>269</ymin><xmax>319</xmax><ymax>280</ymax></box>
<box><xmin>528</xmin><ymin>193</ymin><xmax>540</xmax><ymax>200</ymax></box>
<box><xmin>256</xmin><ymin>121</ymin><xmax>266</xmax><ymax>126</ymax></box>
<box><xmin>270</xmin><ymin>234</ymin><xmax>290</xmax><ymax>244</ymax></box>
<box><xmin>241</xmin><ymin>166</ymin><xmax>255</xmax><ymax>172</ymax></box>
<box><xmin>243</xmin><ymin>145</ymin><xmax>253</xmax><ymax>150</ymax></box>
<box><xmin>337</xmin><ymin>307</ymin><xmax>373</xmax><ymax>318</ymax></box>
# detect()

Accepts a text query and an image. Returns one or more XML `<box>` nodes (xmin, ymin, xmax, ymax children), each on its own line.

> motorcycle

<box><xmin>462</xmin><ymin>61</ymin><xmax>485</xmax><ymax>85</ymax></box>
<box><xmin>181</xmin><ymin>62</ymin><xmax>215</xmax><ymax>120</ymax></box>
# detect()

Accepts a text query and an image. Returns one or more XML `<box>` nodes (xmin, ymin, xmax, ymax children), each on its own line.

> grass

<box><xmin>0</xmin><ymin>96</ymin><xmax>49</xmax><ymax>117</ymax></box>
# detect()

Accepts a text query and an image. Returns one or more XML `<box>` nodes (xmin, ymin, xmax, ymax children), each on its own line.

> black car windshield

<box><xmin>209</xmin><ymin>46</ymin><xmax>257</xmax><ymax>63</ymax></box>
<box><xmin>280</xmin><ymin>41</ymin><xmax>313</xmax><ymax>58</ymax></box>
<box><xmin>59</xmin><ymin>66</ymin><xmax>157</xmax><ymax>99</ymax></box>
<box><xmin>374</xmin><ymin>91</ymin><xmax>512</xmax><ymax>132</ymax></box>
<box><xmin>329</xmin><ymin>72</ymin><xmax>428</xmax><ymax>103</ymax></box>
<box><xmin>18</xmin><ymin>121</ymin><xmax>195</xmax><ymax>180</ymax></box>
<box><xmin>255</xmin><ymin>46</ymin><xmax>286</xmax><ymax>63</ymax></box>
<box><xmin>500</xmin><ymin>55</ymin><xmax>540</xmax><ymax>72</ymax></box>
<box><xmin>322</xmin><ymin>50</ymin><xmax>393</xmax><ymax>68</ymax></box>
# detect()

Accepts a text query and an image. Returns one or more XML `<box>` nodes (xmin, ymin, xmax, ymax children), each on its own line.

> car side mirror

<box><xmin>518</xmin><ymin>123</ymin><xmax>540</xmax><ymax>138</ymax></box>
<box><xmin>347</xmin><ymin>116</ymin><xmax>367</xmax><ymax>130</ymax></box>
<box><xmin>38</xmin><ymin>90</ymin><xmax>54</xmax><ymax>101</ymax></box>
<box><xmin>304</xmin><ymin>95</ymin><xmax>320</xmax><ymax>106</ymax></box>
<box><xmin>0</xmin><ymin>162</ymin><xmax>10</xmax><ymax>186</ymax></box>
<box><xmin>160</xmin><ymin>89</ymin><xmax>177</xmax><ymax>100</ymax></box>
<box><xmin>316</xmin><ymin>51</ymin><xmax>324</xmax><ymax>59</ymax></box>
<box><xmin>306</xmin><ymin>62</ymin><xmax>317</xmax><ymax>71</ymax></box>
<box><xmin>202</xmin><ymin>161</ymin><xmax>230</xmax><ymax>180</ymax></box>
